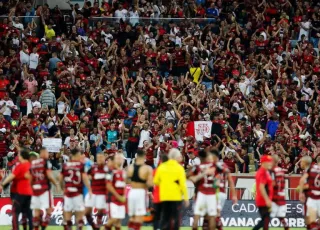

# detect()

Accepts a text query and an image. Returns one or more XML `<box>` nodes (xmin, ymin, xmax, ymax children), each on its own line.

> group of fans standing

<box><xmin>1</xmin><ymin>144</ymin><xmax>320</xmax><ymax>230</ymax></box>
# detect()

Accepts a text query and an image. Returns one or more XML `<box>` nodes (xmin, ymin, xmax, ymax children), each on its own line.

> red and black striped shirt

<box><xmin>30</xmin><ymin>158</ymin><xmax>52</xmax><ymax>196</ymax></box>
<box><xmin>106</xmin><ymin>169</ymin><xmax>126</xmax><ymax>205</ymax></box>
<box><xmin>61</xmin><ymin>161</ymin><xmax>84</xmax><ymax>197</ymax></box>
<box><xmin>306</xmin><ymin>164</ymin><xmax>320</xmax><ymax>200</ymax></box>
<box><xmin>271</xmin><ymin>167</ymin><xmax>286</xmax><ymax>205</ymax></box>
<box><xmin>88</xmin><ymin>164</ymin><xmax>109</xmax><ymax>195</ymax></box>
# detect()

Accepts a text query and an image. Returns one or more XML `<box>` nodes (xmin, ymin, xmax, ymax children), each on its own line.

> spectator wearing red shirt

<box><xmin>0</xmin><ymin>149</ymin><xmax>32</xmax><ymax>230</ymax></box>
<box><xmin>253</xmin><ymin>155</ymin><xmax>274</xmax><ymax>230</ymax></box>
<box><xmin>66</xmin><ymin>109</ymin><xmax>80</xmax><ymax>126</ymax></box>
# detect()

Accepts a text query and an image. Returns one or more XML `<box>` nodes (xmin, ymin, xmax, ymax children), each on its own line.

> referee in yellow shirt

<box><xmin>153</xmin><ymin>148</ymin><xmax>189</xmax><ymax>230</ymax></box>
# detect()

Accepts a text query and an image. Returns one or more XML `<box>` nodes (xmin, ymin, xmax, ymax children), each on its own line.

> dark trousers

<box><xmin>153</xmin><ymin>203</ymin><xmax>162</xmax><ymax>230</ymax></box>
<box><xmin>126</xmin><ymin>141</ymin><xmax>138</xmax><ymax>159</ymax></box>
<box><xmin>253</xmin><ymin>207</ymin><xmax>271</xmax><ymax>230</ymax></box>
<box><xmin>12</xmin><ymin>194</ymin><xmax>32</xmax><ymax>230</ymax></box>
<box><xmin>160</xmin><ymin>201</ymin><xmax>182</xmax><ymax>230</ymax></box>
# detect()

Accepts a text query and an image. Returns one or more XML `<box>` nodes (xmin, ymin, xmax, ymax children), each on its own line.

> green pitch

<box><xmin>0</xmin><ymin>227</ymin><xmax>304</xmax><ymax>230</ymax></box>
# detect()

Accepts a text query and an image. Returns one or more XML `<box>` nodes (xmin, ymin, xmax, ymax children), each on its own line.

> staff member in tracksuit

<box><xmin>253</xmin><ymin>155</ymin><xmax>274</xmax><ymax>230</ymax></box>
<box><xmin>0</xmin><ymin>149</ymin><xmax>33</xmax><ymax>230</ymax></box>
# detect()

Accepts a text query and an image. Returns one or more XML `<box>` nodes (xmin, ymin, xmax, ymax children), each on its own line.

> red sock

<box><xmin>33</xmin><ymin>217</ymin><xmax>40</xmax><ymax>230</ymax></box>
<box><xmin>115</xmin><ymin>227</ymin><xmax>121</xmax><ymax>230</ymax></box>
<box><xmin>202</xmin><ymin>218</ymin><xmax>208</xmax><ymax>230</ymax></box>
<box><xmin>78</xmin><ymin>219</ymin><xmax>84</xmax><ymax>230</ymax></box>
<box><xmin>97</xmin><ymin>213</ymin><xmax>103</xmax><ymax>227</ymax></box>
<box><xmin>216</xmin><ymin>216</ymin><xmax>223</xmax><ymax>230</ymax></box>
<box><xmin>128</xmin><ymin>221</ymin><xmax>134</xmax><ymax>230</ymax></box>
<box><xmin>41</xmin><ymin>214</ymin><xmax>51</xmax><ymax>228</ymax></box>
<box><xmin>135</xmin><ymin>222</ymin><xmax>141</xmax><ymax>230</ymax></box>
<box><xmin>279</xmin><ymin>217</ymin><xmax>289</xmax><ymax>230</ymax></box>
<box><xmin>105</xmin><ymin>225</ymin><xmax>112</xmax><ymax>230</ymax></box>
<box><xmin>308</xmin><ymin>222</ymin><xmax>318</xmax><ymax>230</ymax></box>
<box><xmin>63</xmin><ymin>221</ymin><xmax>72</xmax><ymax>230</ymax></box>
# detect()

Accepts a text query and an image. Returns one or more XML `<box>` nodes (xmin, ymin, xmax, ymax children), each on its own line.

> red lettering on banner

<box><xmin>195</xmin><ymin>124</ymin><xmax>209</xmax><ymax>136</ymax></box>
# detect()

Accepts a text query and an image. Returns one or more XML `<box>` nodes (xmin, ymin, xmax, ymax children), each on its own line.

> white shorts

<box><xmin>127</xmin><ymin>188</ymin><xmax>147</xmax><ymax>216</ymax></box>
<box><xmin>217</xmin><ymin>192</ymin><xmax>227</xmax><ymax>210</ymax></box>
<box><xmin>30</xmin><ymin>191</ymin><xmax>53</xmax><ymax>210</ymax></box>
<box><xmin>64</xmin><ymin>195</ymin><xmax>85</xmax><ymax>212</ymax></box>
<box><xmin>306</xmin><ymin>197</ymin><xmax>320</xmax><ymax>217</ymax></box>
<box><xmin>84</xmin><ymin>194</ymin><xmax>106</xmax><ymax>209</ymax></box>
<box><xmin>109</xmin><ymin>202</ymin><xmax>126</xmax><ymax>219</ymax></box>
<box><xmin>194</xmin><ymin>192</ymin><xmax>217</xmax><ymax>217</ymax></box>
<box><xmin>270</xmin><ymin>202</ymin><xmax>287</xmax><ymax>218</ymax></box>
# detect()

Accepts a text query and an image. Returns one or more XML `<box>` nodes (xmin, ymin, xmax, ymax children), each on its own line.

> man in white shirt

<box><xmin>0</xmin><ymin>94</ymin><xmax>15</xmax><ymax>121</ymax></box>
<box><xmin>20</xmin><ymin>45</ymin><xmax>30</xmax><ymax>66</ymax></box>
<box><xmin>114</xmin><ymin>4</ymin><xmax>128</xmax><ymax>22</ymax></box>
<box><xmin>12</xmin><ymin>17</ymin><xmax>24</xmax><ymax>30</ymax></box>
<box><xmin>29</xmin><ymin>47</ymin><xmax>39</xmax><ymax>70</ymax></box>
<box><xmin>129</xmin><ymin>6</ymin><xmax>139</xmax><ymax>26</ymax></box>
<box><xmin>138</xmin><ymin>123</ymin><xmax>151</xmax><ymax>148</ymax></box>
<box><xmin>165</xmin><ymin>102</ymin><xmax>176</xmax><ymax>121</ymax></box>
<box><xmin>187</xmin><ymin>150</ymin><xmax>200</xmax><ymax>168</ymax></box>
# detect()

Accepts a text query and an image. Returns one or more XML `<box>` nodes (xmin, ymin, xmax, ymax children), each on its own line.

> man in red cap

<box><xmin>253</xmin><ymin>155</ymin><xmax>274</xmax><ymax>230</ymax></box>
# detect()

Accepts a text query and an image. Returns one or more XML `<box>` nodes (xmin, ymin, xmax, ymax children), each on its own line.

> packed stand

<box><xmin>0</xmin><ymin>0</ymin><xmax>319</xmax><ymax>174</ymax></box>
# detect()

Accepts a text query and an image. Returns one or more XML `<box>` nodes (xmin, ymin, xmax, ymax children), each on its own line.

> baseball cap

<box><xmin>260</xmin><ymin>155</ymin><xmax>273</xmax><ymax>163</ymax></box>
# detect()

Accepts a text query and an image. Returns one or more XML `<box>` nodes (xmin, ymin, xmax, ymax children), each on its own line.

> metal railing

<box><xmin>89</xmin><ymin>16</ymin><xmax>216</xmax><ymax>28</ymax></box>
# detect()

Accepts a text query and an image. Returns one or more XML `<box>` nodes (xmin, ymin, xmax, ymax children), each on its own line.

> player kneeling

<box><xmin>105</xmin><ymin>154</ymin><xmax>126</xmax><ymax>230</ymax></box>
<box><xmin>85</xmin><ymin>153</ymin><xmax>109</xmax><ymax>230</ymax></box>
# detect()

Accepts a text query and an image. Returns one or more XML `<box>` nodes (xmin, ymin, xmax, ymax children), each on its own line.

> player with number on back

<box><xmin>299</xmin><ymin>156</ymin><xmax>320</xmax><ymax>230</ymax></box>
<box><xmin>105</xmin><ymin>154</ymin><xmax>127</xmax><ymax>230</ymax></box>
<box><xmin>188</xmin><ymin>150</ymin><xmax>217</xmax><ymax>230</ymax></box>
<box><xmin>211</xmin><ymin>149</ymin><xmax>237</xmax><ymax>230</ymax></box>
<box><xmin>30</xmin><ymin>148</ymin><xmax>59</xmax><ymax>230</ymax></box>
<box><xmin>59</xmin><ymin>149</ymin><xmax>92</xmax><ymax>230</ymax></box>
<box><xmin>270</xmin><ymin>155</ymin><xmax>289</xmax><ymax>230</ymax></box>
<box><xmin>84</xmin><ymin>153</ymin><xmax>109</xmax><ymax>230</ymax></box>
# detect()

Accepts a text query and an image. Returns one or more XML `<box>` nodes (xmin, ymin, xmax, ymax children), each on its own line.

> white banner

<box><xmin>194</xmin><ymin>121</ymin><xmax>212</xmax><ymax>141</ymax></box>
<box><xmin>42</xmin><ymin>138</ymin><xmax>62</xmax><ymax>153</ymax></box>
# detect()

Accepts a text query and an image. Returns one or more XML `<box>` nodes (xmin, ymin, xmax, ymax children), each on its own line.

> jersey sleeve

<box><xmin>46</xmin><ymin>160</ymin><xmax>52</xmax><ymax>170</ymax></box>
<box><xmin>106</xmin><ymin>171</ymin><xmax>113</xmax><ymax>182</ymax></box>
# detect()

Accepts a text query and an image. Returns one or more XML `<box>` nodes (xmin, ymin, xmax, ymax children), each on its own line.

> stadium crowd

<box><xmin>0</xmin><ymin>0</ymin><xmax>319</xmax><ymax>174</ymax></box>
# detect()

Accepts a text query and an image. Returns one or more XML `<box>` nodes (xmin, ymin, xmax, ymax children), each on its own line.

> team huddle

<box><xmin>1</xmin><ymin>147</ymin><xmax>320</xmax><ymax>230</ymax></box>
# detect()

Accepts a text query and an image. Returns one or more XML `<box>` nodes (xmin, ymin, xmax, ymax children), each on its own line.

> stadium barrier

<box><xmin>0</xmin><ymin>172</ymin><xmax>303</xmax><ymax>226</ymax></box>
<box><xmin>0</xmin><ymin>198</ymin><xmax>305</xmax><ymax>227</ymax></box>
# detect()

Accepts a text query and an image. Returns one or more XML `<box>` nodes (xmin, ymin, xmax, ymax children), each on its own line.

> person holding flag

<box><xmin>253</xmin><ymin>155</ymin><xmax>274</xmax><ymax>230</ymax></box>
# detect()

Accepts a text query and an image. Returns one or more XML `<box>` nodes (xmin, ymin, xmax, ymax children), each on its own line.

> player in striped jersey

<box><xmin>105</xmin><ymin>154</ymin><xmax>126</xmax><ymax>230</ymax></box>
<box><xmin>30</xmin><ymin>148</ymin><xmax>59</xmax><ymax>230</ymax></box>
<box><xmin>299</xmin><ymin>156</ymin><xmax>320</xmax><ymax>230</ymax></box>
<box><xmin>211</xmin><ymin>149</ymin><xmax>237</xmax><ymax>230</ymax></box>
<box><xmin>59</xmin><ymin>149</ymin><xmax>92</xmax><ymax>230</ymax></box>
<box><xmin>84</xmin><ymin>153</ymin><xmax>109</xmax><ymax>230</ymax></box>
<box><xmin>270</xmin><ymin>155</ymin><xmax>289</xmax><ymax>230</ymax></box>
